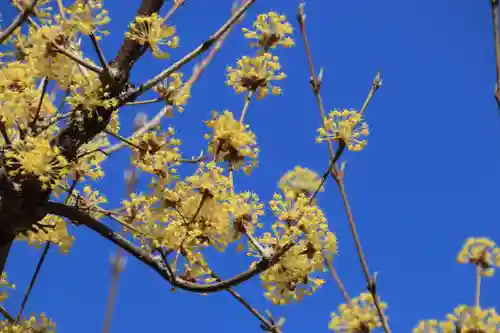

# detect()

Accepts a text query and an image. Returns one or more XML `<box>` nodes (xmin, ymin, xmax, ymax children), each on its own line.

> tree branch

<box><xmin>43</xmin><ymin>201</ymin><xmax>293</xmax><ymax>293</ymax></box>
<box><xmin>0</xmin><ymin>0</ymin><xmax>38</xmax><ymax>44</ymax></box>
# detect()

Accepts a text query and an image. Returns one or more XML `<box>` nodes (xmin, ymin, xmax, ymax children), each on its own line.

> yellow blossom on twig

<box><xmin>204</xmin><ymin>110</ymin><xmax>259</xmax><ymax>174</ymax></box>
<box><xmin>329</xmin><ymin>292</ymin><xmax>388</xmax><ymax>333</ymax></box>
<box><xmin>242</xmin><ymin>11</ymin><xmax>294</xmax><ymax>50</ymax></box>
<box><xmin>279</xmin><ymin>166</ymin><xmax>323</xmax><ymax>200</ymax></box>
<box><xmin>414</xmin><ymin>305</ymin><xmax>500</xmax><ymax>333</ymax></box>
<box><xmin>226</xmin><ymin>53</ymin><xmax>286</xmax><ymax>100</ymax></box>
<box><xmin>457</xmin><ymin>237</ymin><xmax>500</xmax><ymax>276</ymax></box>
<box><xmin>153</xmin><ymin>73</ymin><xmax>191</xmax><ymax>114</ymax></box>
<box><xmin>317</xmin><ymin>109</ymin><xmax>370</xmax><ymax>152</ymax></box>
<box><xmin>65</xmin><ymin>0</ymin><xmax>111</xmax><ymax>38</ymax></box>
<box><xmin>125</xmin><ymin>12</ymin><xmax>179</xmax><ymax>59</ymax></box>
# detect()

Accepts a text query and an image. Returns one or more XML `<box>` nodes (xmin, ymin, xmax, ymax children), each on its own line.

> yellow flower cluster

<box><xmin>153</xmin><ymin>72</ymin><xmax>191</xmax><ymax>114</ymax></box>
<box><xmin>414</xmin><ymin>305</ymin><xmax>500</xmax><ymax>333</ymax></box>
<box><xmin>204</xmin><ymin>110</ymin><xmax>259</xmax><ymax>174</ymax></box>
<box><xmin>279</xmin><ymin>166</ymin><xmax>323</xmax><ymax>200</ymax></box>
<box><xmin>242</xmin><ymin>12</ymin><xmax>295</xmax><ymax>50</ymax></box>
<box><xmin>252</xmin><ymin>193</ymin><xmax>337</xmax><ymax>304</ymax></box>
<box><xmin>0</xmin><ymin>60</ymin><xmax>40</xmax><ymax>129</ymax></box>
<box><xmin>317</xmin><ymin>109</ymin><xmax>370</xmax><ymax>152</ymax></box>
<box><xmin>72</xmin><ymin>134</ymin><xmax>109</xmax><ymax>181</ymax></box>
<box><xmin>16</xmin><ymin>215</ymin><xmax>75</xmax><ymax>254</ymax></box>
<box><xmin>65</xmin><ymin>0</ymin><xmax>110</xmax><ymax>38</ymax></box>
<box><xmin>329</xmin><ymin>292</ymin><xmax>388</xmax><ymax>333</ymax></box>
<box><xmin>457</xmin><ymin>237</ymin><xmax>500</xmax><ymax>277</ymax></box>
<box><xmin>67</xmin><ymin>72</ymin><xmax>117</xmax><ymax>112</ymax></box>
<box><xmin>4</xmin><ymin>136</ymin><xmax>69</xmax><ymax>189</ymax></box>
<box><xmin>0</xmin><ymin>273</ymin><xmax>15</xmax><ymax>304</ymax></box>
<box><xmin>15</xmin><ymin>25</ymin><xmax>78</xmax><ymax>91</ymax></box>
<box><xmin>226</xmin><ymin>11</ymin><xmax>293</xmax><ymax>100</ymax></box>
<box><xmin>120</xmin><ymin>161</ymin><xmax>269</xmax><ymax>282</ymax></box>
<box><xmin>125</xmin><ymin>12</ymin><xmax>179</xmax><ymax>59</ymax></box>
<box><xmin>0</xmin><ymin>313</ymin><xmax>56</xmax><ymax>333</ymax></box>
<box><xmin>132</xmin><ymin>128</ymin><xmax>181</xmax><ymax>179</ymax></box>
<box><xmin>226</xmin><ymin>53</ymin><xmax>286</xmax><ymax>100</ymax></box>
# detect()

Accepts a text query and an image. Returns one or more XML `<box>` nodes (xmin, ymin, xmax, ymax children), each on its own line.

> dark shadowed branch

<box><xmin>43</xmin><ymin>201</ymin><xmax>293</xmax><ymax>293</ymax></box>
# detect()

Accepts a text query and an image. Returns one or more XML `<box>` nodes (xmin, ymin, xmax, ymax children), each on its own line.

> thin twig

<box><xmin>45</xmin><ymin>200</ymin><xmax>295</xmax><ymax>293</ymax></box>
<box><xmin>89</xmin><ymin>33</ymin><xmax>110</xmax><ymax>74</ymax></box>
<box><xmin>0</xmin><ymin>0</ymin><xmax>38</xmax><ymax>44</ymax></box>
<box><xmin>239</xmin><ymin>91</ymin><xmax>253</xmax><ymax>123</ymax></box>
<box><xmin>334</xmin><ymin>177</ymin><xmax>390</xmax><ymax>332</ymax></box>
<box><xmin>15</xmin><ymin>242</ymin><xmax>51</xmax><ymax>323</ymax></box>
<box><xmin>164</xmin><ymin>0</ymin><xmax>185</xmax><ymax>22</ymax></box>
<box><xmin>211</xmin><ymin>273</ymin><xmax>282</xmax><ymax>333</ymax></box>
<box><xmin>0</xmin><ymin>305</ymin><xmax>14</xmax><ymax>323</ymax></box>
<box><xmin>360</xmin><ymin>71</ymin><xmax>382</xmax><ymax>116</ymax></box>
<box><xmin>30</xmin><ymin>77</ymin><xmax>49</xmax><ymax>131</ymax></box>
<box><xmin>102</xmin><ymin>253</ymin><xmax>126</xmax><ymax>333</ymax></box>
<box><xmin>324</xmin><ymin>259</ymin><xmax>351</xmax><ymax>305</ymax></box>
<box><xmin>297</xmin><ymin>3</ymin><xmax>390</xmax><ymax>332</ymax></box>
<box><xmin>491</xmin><ymin>0</ymin><xmax>500</xmax><ymax>107</ymax></box>
<box><xmin>8</xmin><ymin>7</ymin><xmax>103</xmax><ymax>74</ymax></box>
<box><xmin>125</xmin><ymin>98</ymin><xmax>163</xmax><ymax>106</ymax></box>
<box><xmin>104</xmin><ymin>129</ymin><xmax>145</xmax><ymax>152</ymax></box>
<box><xmin>475</xmin><ymin>264</ymin><xmax>481</xmax><ymax>308</ymax></box>
<box><xmin>103</xmin><ymin>106</ymin><xmax>171</xmax><ymax>155</ymax></box>
<box><xmin>102</xmin><ymin>157</ymin><xmax>137</xmax><ymax>333</ymax></box>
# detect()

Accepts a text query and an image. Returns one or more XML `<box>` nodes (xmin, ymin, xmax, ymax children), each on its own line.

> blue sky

<box><xmin>3</xmin><ymin>0</ymin><xmax>500</xmax><ymax>332</ymax></box>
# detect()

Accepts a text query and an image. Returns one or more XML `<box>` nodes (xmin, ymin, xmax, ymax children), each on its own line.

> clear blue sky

<box><xmin>3</xmin><ymin>0</ymin><xmax>500</xmax><ymax>332</ymax></box>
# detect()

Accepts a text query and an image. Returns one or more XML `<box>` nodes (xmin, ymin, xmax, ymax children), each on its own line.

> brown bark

<box><xmin>0</xmin><ymin>0</ymin><xmax>166</xmax><ymax>275</ymax></box>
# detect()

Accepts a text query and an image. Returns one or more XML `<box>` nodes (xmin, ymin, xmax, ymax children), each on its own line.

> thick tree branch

<box><xmin>109</xmin><ymin>0</ymin><xmax>166</xmax><ymax>83</ymax></box>
<box><xmin>43</xmin><ymin>201</ymin><xmax>293</xmax><ymax>293</ymax></box>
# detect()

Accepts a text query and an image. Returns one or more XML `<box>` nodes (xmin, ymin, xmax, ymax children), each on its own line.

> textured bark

<box><xmin>0</xmin><ymin>0</ymin><xmax>166</xmax><ymax>274</ymax></box>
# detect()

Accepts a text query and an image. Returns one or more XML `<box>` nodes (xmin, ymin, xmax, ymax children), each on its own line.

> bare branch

<box><xmin>0</xmin><ymin>305</ymin><xmax>14</xmax><ymax>323</ymax></box>
<box><xmin>211</xmin><ymin>273</ymin><xmax>282</xmax><ymax>333</ymax></box>
<box><xmin>0</xmin><ymin>0</ymin><xmax>38</xmax><ymax>44</ymax></box>
<box><xmin>298</xmin><ymin>3</ymin><xmax>389</xmax><ymax>332</ymax></box>
<box><xmin>16</xmin><ymin>242</ymin><xmax>51</xmax><ymax>323</ymax></box>
<box><xmin>492</xmin><ymin>0</ymin><xmax>500</xmax><ymax>107</ymax></box>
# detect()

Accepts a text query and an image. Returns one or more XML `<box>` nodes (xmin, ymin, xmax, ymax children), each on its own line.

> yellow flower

<box><xmin>153</xmin><ymin>73</ymin><xmax>191</xmax><ymax>114</ymax></box>
<box><xmin>125</xmin><ymin>12</ymin><xmax>179</xmax><ymax>59</ymax></box>
<box><xmin>132</xmin><ymin>129</ymin><xmax>181</xmax><ymax>179</ymax></box>
<box><xmin>444</xmin><ymin>306</ymin><xmax>500</xmax><ymax>333</ymax></box>
<box><xmin>279</xmin><ymin>166</ymin><xmax>323</xmax><ymax>200</ymax></box>
<box><xmin>226</xmin><ymin>53</ymin><xmax>286</xmax><ymax>100</ymax></box>
<box><xmin>252</xmin><ymin>193</ymin><xmax>336</xmax><ymax>304</ymax></box>
<box><xmin>4</xmin><ymin>136</ymin><xmax>69</xmax><ymax>189</ymax></box>
<box><xmin>23</xmin><ymin>25</ymin><xmax>79</xmax><ymax>90</ymax></box>
<box><xmin>317</xmin><ymin>109</ymin><xmax>370</xmax><ymax>152</ymax></box>
<box><xmin>204</xmin><ymin>110</ymin><xmax>259</xmax><ymax>173</ymax></box>
<box><xmin>16</xmin><ymin>215</ymin><xmax>75</xmax><ymax>254</ymax></box>
<box><xmin>65</xmin><ymin>0</ymin><xmax>110</xmax><ymax>38</ymax></box>
<box><xmin>242</xmin><ymin>12</ymin><xmax>295</xmax><ymax>50</ymax></box>
<box><xmin>457</xmin><ymin>237</ymin><xmax>500</xmax><ymax>277</ymax></box>
<box><xmin>0</xmin><ymin>60</ymin><xmax>40</xmax><ymax>128</ymax></box>
<box><xmin>329</xmin><ymin>292</ymin><xmax>388</xmax><ymax>333</ymax></box>
<box><xmin>0</xmin><ymin>313</ymin><xmax>56</xmax><ymax>333</ymax></box>
<box><xmin>67</xmin><ymin>72</ymin><xmax>117</xmax><ymax>112</ymax></box>
<box><xmin>0</xmin><ymin>273</ymin><xmax>15</xmax><ymax>303</ymax></box>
